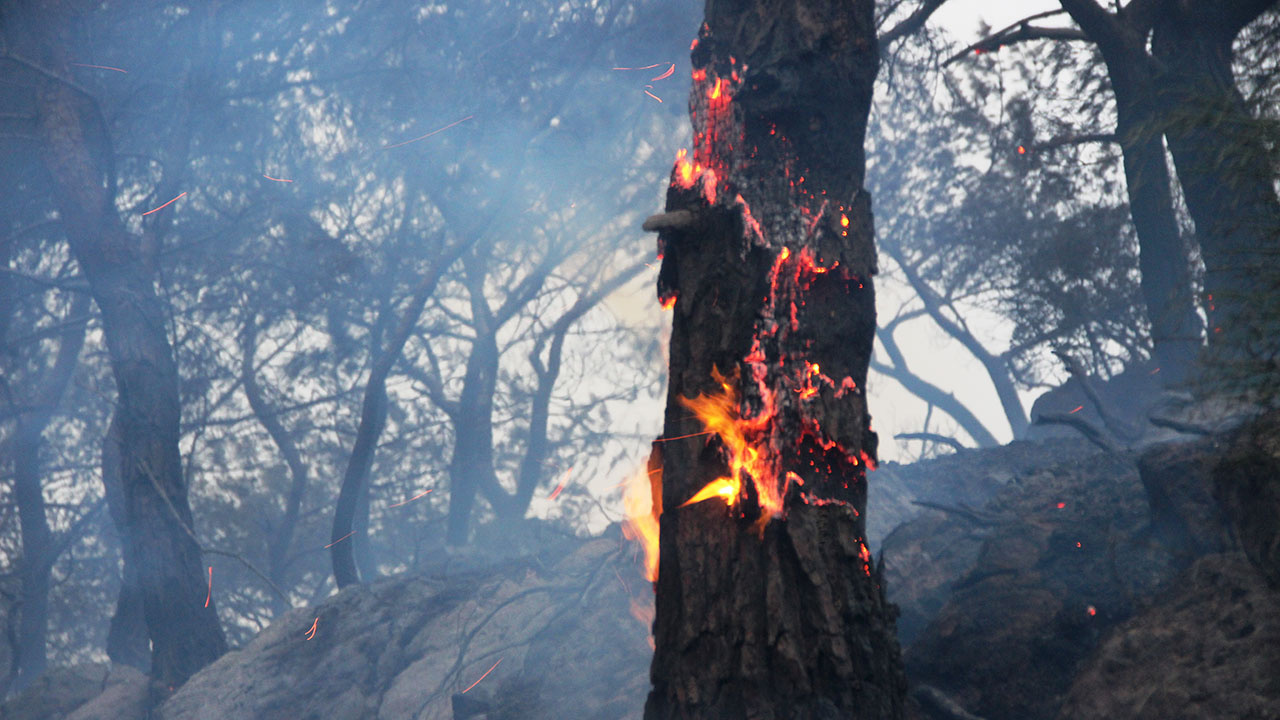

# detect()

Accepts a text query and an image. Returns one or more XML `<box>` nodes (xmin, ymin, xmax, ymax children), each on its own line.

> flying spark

<box><xmin>304</xmin><ymin>617</ymin><xmax>318</xmax><ymax>640</ymax></box>
<box><xmin>262</xmin><ymin>174</ymin><xmax>293</xmax><ymax>183</ymax></box>
<box><xmin>141</xmin><ymin>191</ymin><xmax>187</xmax><ymax>216</ymax></box>
<box><xmin>461</xmin><ymin>658</ymin><xmax>503</xmax><ymax>694</ymax></box>
<box><xmin>324</xmin><ymin>530</ymin><xmax>356</xmax><ymax>549</ymax></box>
<box><xmin>70</xmin><ymin>63</ymin><xmax>127</xmax><ymax>73</ymax></box>
<box><xmin>381</xmin><ymin>115</ymin><xmax>474</xmax><ymax>151</ymax></box>
<box><xmin>204</xmin><ymin>566</ymin><xmax>212</xmax><ymax>608</ymax></box>
<box><xmin>644</xmin><ymin>89</ymin><xmax>664</xmax><ymax>103</ymax></box>
<box><xmin>1068</xmin><ymin>405</ymin><xmax>1083</xmax><ymax>414</ymax></box>
<box><xmin>612</xmin><ymin>62</ymin><xmax>665</xmax><ymax>70</ymax></box>
<box><xmin>650</xmin><ymin>63</ymin><xmax>676</xmax><ymax>82</ymax></box>
<box><xmin>388</xmin><ymin>489</ymin><xmax>433</xmax><ymax>508</ymax></box>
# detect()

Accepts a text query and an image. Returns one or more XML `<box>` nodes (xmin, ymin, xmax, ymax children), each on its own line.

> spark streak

<box><xmin>612</xmin><ymin>62</ymin><xmax>665</xmax><ymax>70</ymax></box>
<box><xmin>304</xmin><ymin>617</ymin><xmax>318</xmax><ymax>640</ymax></box>
<box><xmin>204</xmin><ymin>566</ymin><xmax>212</xmax><ymax>608</ymax></box>
<box><xmin>643</xmin><ymin>89</ymin><xmax>664</xmax><ymax>103</ymax></box>
<box><xmin>70</xmin><ymin>63</ymin><xmax>127</xmax><ymax>73</ymax></box>
<box><xmin>461</xmin><ymin>658</ymin><xmax>503</xmax><ymax>694</ymax></box>
<box><xmin>1068</xmin><ymin>405</ymin><xmax>1083</xmax><ymax>414</ymax></box>
<box><xmin>141</xmin><ymin>191</ymin><xmax>186</xmax><ymax>216</ymax></box>
<box><xmin>650</xmin><ymin>63</ymin><xmax>676</xmax><ymax>82</ymax></box>
<box><xmin>324</xmin><ymin>530</ymin><xmax>356</xmax><ymax>549</ymax></box>
<box><xmin>388</xmin><ymin>488</ymin><xmax>433</xmax><ymax>508</ymax></box>
<box><xmin>262</xmin><ymin>174</ymin><xmax>293</xmax><ymax>183</ymax></box>
<box><xmin>380</xmin><ymin>115</ymin><xmax>474</xmax><ymax>151</ymax></box>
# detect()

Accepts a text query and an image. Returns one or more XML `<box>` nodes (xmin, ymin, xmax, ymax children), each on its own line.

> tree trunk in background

<box><xmin>1058</xmin><ymin>0</ymin><xmax>1204</xmax><ymax>388</ymax></box>
<box><xmin>1152</xmin><ymin>2</ymin><xmax>1280</xmax><ymax>338</ymax></box>
<box><xmin>645</xmin><ymin>1</ymin><xmax>905</xmax><ymax>717</ymax></box>
<box><xmin>22</xmin><ymin>2</ymin><xmax>226</xmax><ymax>687</ymax></box>
<box><xmin>10</xmin><ymin>292</ymin><xmax>87</xmax><ymax>690</ymax></box>
<box><xmin>102</xmin><ymin>416</ymin><xmax>151</xmax><ymax>672</ymax></box>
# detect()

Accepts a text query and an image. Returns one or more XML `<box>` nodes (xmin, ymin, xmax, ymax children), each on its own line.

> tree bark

<box><xmin>1058</xmin><ymin>0</ymin><xmax>1205</xmax><ymax>387</ymax></box>
<box><xmin>1151</xmin><ymin>2</ymin><xmax>1280</xmax><ymax>338</ymax></box>
<box><xmin>10</xmin><ymin>291</ymin><xmax>87</xmax><ymax>690</ymax></box>
<box><xmin>645</xmin><ymin>2</ymin><xmax>905</xmax><ymax>718</ymax></box>
<box><xmin>18</xmin><ymin>2</ymin><xmax>227</xmax><ymax>687</ymax></box>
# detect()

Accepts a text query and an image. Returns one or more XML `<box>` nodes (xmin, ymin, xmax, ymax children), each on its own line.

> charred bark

<box><xmin>102</xmin><ymin>414</ymin><xmax>150</xmax><ymax>672</ymax></box>
<box><xmin>645</xmin><ymin>2</ymin><xmax>905</xmax><ymax>718</ymax></box>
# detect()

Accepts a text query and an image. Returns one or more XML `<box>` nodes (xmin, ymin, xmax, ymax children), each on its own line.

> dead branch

<box><xmin>943</xmin><ymin>10</ymin><xmax>1086</xmax><ymax>66</ymax></box>
<box><xmin>642</xmin><ymin>210</ymin><xmax>695</xmax><ymax>232</ymax></box>
<box><xmin>1033</xmin><ymin>411</ymin><xmax>1122</xmax><ymax>453</ymax></box>
<box><xmin>895</xmin><ymin>432</ymin><xmax>966</xmax><ymax>452</ymax></box>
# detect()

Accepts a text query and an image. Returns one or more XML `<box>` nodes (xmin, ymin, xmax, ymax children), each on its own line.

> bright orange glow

<box><xmin>675</xmin><ymin>149</ymin><xmax>695</xmax><ymax>188</ymax></box>
<box><xmin>623</xmin><ymin>467</ymin><xmax>661</xmax><ymax>583</ymax></box>
<box><xmin>1056</xmin><ymin>501</ymin><xmax>1066</xmax><ymax>509</ymax></box>
<box><xmin>677</xmin><ymin>367</ymin><xmax>788</xmax><ymax>519</ymax></box>
<box><xmin>780</xmin><ymin>247</ymin><xmax>791</xmax><ymax>261</ymax></box>
<box><xmin>840</xmin><ymin>214</ymin><xmax>849</xmax><ymax>228</ymax></box>
<box><xmin>680</xmin><ymin>476</ymin><xmax>739</xmax><ymax>508</ymax></box>
<box><xmin>304</xmin><ymin>617</ymin><xmax>318</xmax><ymax>640</ymax></box>
<box><xmin>1017</xmin><ymin>145</ymin><xmax>1027</xmax><ymax>154</ymax></box>
<box><xmin>1087</xmin><ymin>605</ymin><xmax>1097</xmax><ymax>617</ymax></box>
<box><xmin>660</xmin><ymin>295</ymin><xmax>677</xmax><ymax>310</ymax></box>
<box><xmin>461</xmin><ymin>658</ymin><xmax>503</xmax><ymax>694</ymax></box>
<box><xmin>798</xmin><ymin>387</ymin><xmax>818</xmax><ymax>400</ymax></box>
<box><xmin>709</xmin><ymin>78</ymin><xmax>723</xmax><ymax>100</ymax></box>
<box><xmin>1069</xmin><ymin>405</ymin><xmax>1084</xmax><ymax>414</ymax></box>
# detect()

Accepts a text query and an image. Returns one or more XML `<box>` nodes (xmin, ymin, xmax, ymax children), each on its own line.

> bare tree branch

<box><xmin>879</xmin><ymin>0</ymin><xmax>950</xmax><ymax>48</ymax></box>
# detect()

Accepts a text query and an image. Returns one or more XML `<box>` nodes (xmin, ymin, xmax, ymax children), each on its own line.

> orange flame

<box><xmin>677</xmin><ymin>367</ymin><xmax>788</xmax><ymax>519</ymax></box>
<box><xmin>623</xmin><ymin>467</ymin><xmax>660</xmax><ymax>582</ymax></box>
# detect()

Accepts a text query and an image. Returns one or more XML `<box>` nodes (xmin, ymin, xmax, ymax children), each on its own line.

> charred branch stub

<box><xmin>645</xmin><ymin>3</ymin><xmax>905</xmax><ymax>719</ymax></box>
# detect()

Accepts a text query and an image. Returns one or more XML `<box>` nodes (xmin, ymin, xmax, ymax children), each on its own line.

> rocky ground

<box><xmin>4</xmin><ymin>411</ymin><xmax>1277</xmax><ymax>720</ymax></box>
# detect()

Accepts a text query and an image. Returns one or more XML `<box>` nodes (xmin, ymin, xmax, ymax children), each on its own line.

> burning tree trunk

<box><xmin>643</xmin><ymin>2</ymin><xmax>905</xmax><ymax>718</ymax></box>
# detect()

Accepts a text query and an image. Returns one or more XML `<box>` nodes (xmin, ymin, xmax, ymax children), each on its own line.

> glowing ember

<box><xmin>1017</xmin><ymin>145</ymin><xmax>1027</xmax><ymax>154</ymax></box>
<box><xmin>388</xmin><ymin>488</ymin><xmax>433</xmax><ymax>508</ymax></box>
<box><xmin>204</xmin><ymin>566</ymin><xmax>212</xmax><ymax>608</ymax></box>
<box><xmin>660</xmin><ymin>295</ymin><xmax>677</xmax><ymax>311</ymax></box>
<box><xmin>141</xmin><ymin>191</ymin><xmax>186</xmax><ymax>216</ymax></box>
<box><xmin>651</xmin><ymin>63</ymin><xmax>676</xmax><ymax>82</ymax></box>
<box><xmin>262</xmin><ymin>174</ymin><xmax>293</xmax><ymax>183</ymax></box>
<box><xmin>1068</xmin><ymin>405</ymin><xmax>1084</xmax><ymax>414</ymax></box>
<box><xmin>1087</xmin><ymin>605</ymin><xmax>1097</xmax><ymax>617</ymax></box>
<box><xmin>1056</xmin><ymin>501</ymin><xmax>1066</xmax><ymax>509</ymax></box>
<box><xmin>324</xmin><ymin>530</ymin><xmax>355</xmax><ymax>549</ymax></box>
<box><xmin>644</xmin><ymin>89</ymin><xmax>664</xmax><ymax>103</ymax></box>
<box><xmin>623</xmin><ymin>467</ymin><xmax>661</xmax><ymax>582</ymax></box>
<box><xmin>380</xmin><ymin>115</ymin><xmax>473</xmax><ymax>151</ymax></box>
<box><xmin>304</xmin><ymin>617</ymin><xmax>318</xmax><ymax>640</ymax></box>
<box><xmin>461</xmin><ymin>658</ymin><xmax>503</xmax><ymax>694</ymax></box>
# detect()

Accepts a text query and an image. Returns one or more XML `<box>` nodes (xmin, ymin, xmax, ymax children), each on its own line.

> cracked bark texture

<box><xmin>645</xmin><ymin>2</ymin><xmax>905</xmax><ymax>718</ymax></box>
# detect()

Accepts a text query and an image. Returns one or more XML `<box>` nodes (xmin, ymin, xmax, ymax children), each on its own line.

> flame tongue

<box><xmin>677</xmin><ymin>367</ymin><xmax>788</xmax><ymax>519</ymax></box>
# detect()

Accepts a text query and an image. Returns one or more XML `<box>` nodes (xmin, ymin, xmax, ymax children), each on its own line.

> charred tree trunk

<box><xmin>645</xmin><ymin>3</ymin><xmax>905</xmax><ymax>718</ymax></box>
<box><xmin>1151</xmin><ymin>2</ymin><xmax>1280</xmax><ymax>338</ymax></box>
<box><xmin>17</xmin><ymin>2</ymin><xmax>227</xmax><ymax>687</ymax></box>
